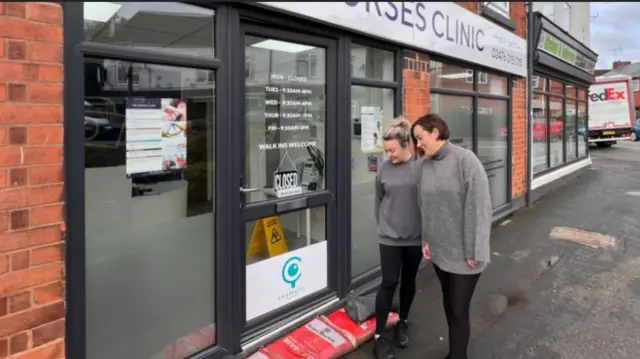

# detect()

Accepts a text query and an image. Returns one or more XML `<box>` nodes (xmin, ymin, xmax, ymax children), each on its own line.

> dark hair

<box><xmin>413</xmin><ymin>113</ymin><xmax>450</xmax><ymax>141</ymax></box>
<box><xmin>410</xmin><ymin>121</ymin><xmax>424</xmax><ymax>157</ymax></box>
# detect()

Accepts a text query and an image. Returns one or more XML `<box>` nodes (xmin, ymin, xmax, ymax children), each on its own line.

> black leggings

<box><xmin>433</xmin><ymin>264</ymin><xmax>481</xmax><ymax>359</ymax></box>
<box><xmin>375</xmin><ymin>244</ymin><xmax>423</xmax><ymax>335</ymax></box>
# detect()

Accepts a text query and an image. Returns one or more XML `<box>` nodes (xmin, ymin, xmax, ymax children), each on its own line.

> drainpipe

<box><xmin>525</xmin><ymin>2</ymin><xmax>534</xmax><ymax>208</ymax></box>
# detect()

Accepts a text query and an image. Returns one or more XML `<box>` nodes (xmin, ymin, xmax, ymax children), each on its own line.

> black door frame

<box><xmin>232</xmin><ymin>19</ymin><xmax>342</xmax><ymax>341</ymax></box>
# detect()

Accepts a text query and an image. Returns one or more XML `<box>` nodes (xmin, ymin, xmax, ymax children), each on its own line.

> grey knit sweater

<box><xmin>374</xmin><ymin>157</ymin><xmax>422</xmax><ymax>246</ymax></box>
<box><xmin>415</xmin><ymin>142</ymin><xmax>492</xmax><ymax>274</ymax></box>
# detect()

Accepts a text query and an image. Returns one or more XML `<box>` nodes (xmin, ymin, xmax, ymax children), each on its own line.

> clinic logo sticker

<box><xmin>281</xmin><ymin>256</ymin><xmax>302</xmax><ymax>288</ymax></box>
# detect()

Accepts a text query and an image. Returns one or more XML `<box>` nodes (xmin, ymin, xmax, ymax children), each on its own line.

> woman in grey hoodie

<box><xmin>411</xmin><ymin>113</ymin><xmax>492</xmax><ymax>359</ymax></box>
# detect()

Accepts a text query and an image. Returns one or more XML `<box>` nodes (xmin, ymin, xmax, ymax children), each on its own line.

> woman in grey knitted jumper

<box><xmin>372</xmin><ymin>118</ymin><xmax>422</xmax><ymax>359</ymax></box>
<box><xmin>411</xmin><ymin>114</ymin><xmax>492</xmax><ymax>359</ymax></box>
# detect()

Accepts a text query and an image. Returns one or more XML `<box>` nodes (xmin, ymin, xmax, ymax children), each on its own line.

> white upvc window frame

<box><xmin>562</xmin><ymin>2</ymin><xmax>572</xmax><ymax>32</ymax></box>
<box><xmin>465</xmin><ymin>69</ymin><xmax>488</xmax><ymax>84</ymax></box>
<box><xmin>484</xmin><ymin>2</ymin><xmax>510</xmax><ymax>17</ymax></box>
<box><xmin>631</xmin><ymin>79</ymin><xmax>640</xmax><ymax>92</ymax></box>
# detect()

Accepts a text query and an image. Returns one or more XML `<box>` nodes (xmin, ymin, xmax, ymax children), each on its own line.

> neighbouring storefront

<box><xmin>0</xmin><ymin>2</ymin><xmax>527</xmax><ymax>358</ymax></box>
<box><xmin>529</xmin><ymin>12</ymin><xmax>598</xmax><ymax>198</ymax></box>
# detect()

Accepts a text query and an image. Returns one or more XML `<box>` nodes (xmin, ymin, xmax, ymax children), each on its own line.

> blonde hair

<box><xmin>382</xmin><ymin>116</ymin><xmax>412</xmax><ymax>148</ymax></box>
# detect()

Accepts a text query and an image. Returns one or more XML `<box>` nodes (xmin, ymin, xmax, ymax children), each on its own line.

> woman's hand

<box><xmin>422</xmin><ymin>244</ymin><xmax>431</xmax><ymax>261</ymax></box>
<box><xmin>467</xmin><ymin>259</ymin><xmax>477</xmax><ymax>268</ymax></box>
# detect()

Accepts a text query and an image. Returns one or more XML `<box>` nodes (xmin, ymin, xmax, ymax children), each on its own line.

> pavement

<box><xmin>345</xmin><ymin>140</ymin><xmax>640</xmax><ymax>359</ymax></box>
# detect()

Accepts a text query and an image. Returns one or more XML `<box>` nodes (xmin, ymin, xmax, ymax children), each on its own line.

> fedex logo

<box><xmin>589</xmin><ymin>87</ymin><xmax>626</xmax><ymax>102</ymax></box>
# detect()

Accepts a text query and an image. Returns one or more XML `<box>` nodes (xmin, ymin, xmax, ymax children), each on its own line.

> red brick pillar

<box><xmin>510</xmin><ymin>2</ymin><xmax>528</xmax><ymax>198</ymax></box>
<box><xmin>0</xmin><ymin>2</ymin><xmax>66</xmax><ymax>358</ymax></box>
<box><xmin>512</xmin><ymin>79</ymin><xmax>527</xmax><ymax>197</ymax></box>
<box><xmin>403</xmin><ymin>51</ymin><xmax>430</xmax><ymax>123</ymax></box>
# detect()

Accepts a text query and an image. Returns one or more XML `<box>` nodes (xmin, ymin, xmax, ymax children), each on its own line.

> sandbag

<box><xmin>265</xmin><ymin>316</ymin><xmax>355</xmax><ymax>359</ymax></box>
<box><xmin>246</xmin><ymin>348</ymin><xmax>279</xmax><ymax>359</ymax></box>
<box><xmin>323</xmin><ymin>308</ymin><xmax>400</xmax><ymax>347</ymax></box>
<box><xmin>344</xmin><ymin>289</ymin><xmax>400</xmax><ymax>324</ymax></box>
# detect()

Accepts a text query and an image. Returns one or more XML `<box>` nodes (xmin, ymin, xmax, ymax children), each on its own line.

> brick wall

<box><xmin>403</xmin><ymin>51</ymin><xmax>430</xmax><ymax>123</ymax></box>
<box><xmin>0</xmin><ymin>3</ymin><xmax>66</xmax><ymax>359</ymax></box>
<box><xmin>402</xmin><ymin>3</ymin><xmax>528</xmax><ymax>199</ymax></box>
<box><xmin>509</xmin><ymin>3</ymin><xmax>527</xmax><ymax>198</ymax></box>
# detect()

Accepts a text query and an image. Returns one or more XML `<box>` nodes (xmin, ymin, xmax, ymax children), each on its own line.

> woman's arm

<box><xmin>461</xmin><ymin>152</ymin><xmax>492</xmax><ymax>263</ymax></box>
<box><xmin>412</xmin><ymin>158</ymin><xmax>423</xmax><ymax>211</ymax></box>
<box><xmin>374</xmin><ymin>170</ymin><xmax>383</xmax><ymax>225</ymax></box>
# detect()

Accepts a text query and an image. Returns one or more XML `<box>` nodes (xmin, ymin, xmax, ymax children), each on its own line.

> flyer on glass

<box><xmin>360</xmin><ymin>106</ymin><xmax>383</xmax><ymax>154</ymax></box>
<box><xmin>125</xmin><ymin>97</ymin><xmax>188</xmax><ymax>176</ymax></box>
<box><xmin>160</xmin><ymin>98</ymin><xmax>188</xmax><ymax>172</ymax></box>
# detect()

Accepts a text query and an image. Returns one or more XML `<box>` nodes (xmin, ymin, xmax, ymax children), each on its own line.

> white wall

<box><xmin>533</xmin><ymin>2</ymin><xmax>591</xmax><ymax>46</ymax></box>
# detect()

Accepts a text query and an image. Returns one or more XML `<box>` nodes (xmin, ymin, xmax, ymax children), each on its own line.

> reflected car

<box><xmin>533</xmin><ymin>117</ymin><xmax>563</xmax><ymax>141</ymax></box>
<box><xmin>84</xmin><ymin>100</ymin><xmax>124</xmax><ymax>145</ymax></box>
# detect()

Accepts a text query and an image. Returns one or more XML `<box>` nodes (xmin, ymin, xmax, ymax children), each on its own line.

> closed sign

<box><xmin>274</xmin><ymin>171</ymin><xmax>302</xmax><ymax>198</ymax></box>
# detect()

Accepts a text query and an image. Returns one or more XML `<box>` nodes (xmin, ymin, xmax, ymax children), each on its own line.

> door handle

<box><xmin>239</xmin><ymin>187</ymin><xmax>261</xmax><ymax>193</ymax></box>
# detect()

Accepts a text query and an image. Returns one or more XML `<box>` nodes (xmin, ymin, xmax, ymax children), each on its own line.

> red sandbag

<box><xmin>265</xmin><ymin>316</ymin><xmax>355</xmax><ymax>359</ymax></box>
<box><xmin>324</xmin><ymin>308</ymin><xmax>400</xmax><ymax>346</ymax></box>
<box><xmin>246</xmin><ymin>348</ymin><xmax>280</xmax><ymax>359</ymax></box>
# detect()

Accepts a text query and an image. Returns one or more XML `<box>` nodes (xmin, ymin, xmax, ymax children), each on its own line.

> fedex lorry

<box><xmin>587</xmin><ymin>75</ymin><xmax>636</xmax><ymax>147</ymax></box>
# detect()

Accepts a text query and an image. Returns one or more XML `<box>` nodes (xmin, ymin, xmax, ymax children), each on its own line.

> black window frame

<box><xmin>532</xmin><ymin>73</ymin><xmax>589</xmax><ymax>178</ymax></box>
<box><xmin>64</xmin><ymin>2</ymin><xmax>231</xmax><ymax>359</ymax></box>
<box><xmin>346</xmin><ymin>37</ymin><xmax>403</xmax><ymax>291</ymax></box>
<box><xmin>428</xmin><ymin>55</ymin><xmax>514</xmax><ymax>214</ymax></box>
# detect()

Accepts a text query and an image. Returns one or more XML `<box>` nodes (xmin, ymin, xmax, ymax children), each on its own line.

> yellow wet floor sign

<box><xmin>246</xmin><ymin>216</ymin><xmax>288</xmax><ymax>259</ymax></box>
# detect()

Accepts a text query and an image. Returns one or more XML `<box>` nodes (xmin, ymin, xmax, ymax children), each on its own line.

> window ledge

<box><xmin>481</xmin><ymin>6</ymin><xmax>516</xmax><ymax>31</ymax></box>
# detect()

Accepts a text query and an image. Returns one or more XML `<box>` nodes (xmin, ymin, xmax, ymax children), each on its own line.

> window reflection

<box><xmin>429</xmin><ymin>60</ymin><xmax>473</xmax><ymax>91</ymax></box>
<box><xmin>244</xmin><ymin>36</ymin><xmax>326</xmax><ymax>203</ymax></box>
<box><xmin>430</xmin><ymin>94</ymin><xmax>472</xmax><ymax>150</ymax></box>
<box><xmin>477</xmin><ymin>72</ymin><xmax>507</xmax><ymax>96</ymax></box>
<box><xmin>578</xmin><ymin>101</ymin><xmax>588</xmax><ymax>157</ymax></box>
<box><xmin>532</xmin><ymin>75</ymin><xmax>547</xmax><ymax>92</ymax></box>
<box><xmin>84</xmin><ymin>58</ymin><xmax>216</xmax><ymax>359</ymax></box>
<box><xmin>566</xmin><ymin>100</ymin><xmax>577</xmax><ymax>161</ymax></box>
<box><xmin>83</xmin><ymin>2</ymin><xmax>215</xmax><ymax>58</ymax></box>
<box><xmin>550</xmin><ymin>79</ymin><xmax>563</xmax><ymax>95</ymax></box>
<box><xmin>350</xmin><ymin>86</ymin><xmax>395</xmax><ymax>277</ymax></box>
<box><xmin>478</xmin><ymin>99</ymin><xmax>508</xmax><ymax>207</ymax></box>
<box><xmin>532</xmin><ymin>94</ymin><xmax>548</xmax><ymax>173</ymax></box>
<box><xmin>549</xmin><ymin>96</ymin><xmax>564</xmax><ymax>167</ymax></box>
<box><xmin>351</xmin><ymin>44</ymin><xmax>394</xmax><ymax>81</ymax></box>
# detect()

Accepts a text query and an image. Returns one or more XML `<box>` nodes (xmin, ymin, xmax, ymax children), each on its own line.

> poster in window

<box><xmin>360</xmin><ymin>106</ymin><xmax>383</xmax><ymax>154</ymax></box>
<box><xmin>125</xmin><ymin>97</ymin><xmax>188</xmax><ymax>176</ymax></box>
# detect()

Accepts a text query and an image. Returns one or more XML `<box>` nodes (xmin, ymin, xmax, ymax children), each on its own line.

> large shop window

<box><xmin>429</xmin><ymin>60</ymin><xmax>510</xmax><ymax>208</ymax></box>
<box><xmin>82</xmin><ymin>3</ymin><xmax>216</xmax><ymax>359</ymax></box>
<box><xmin>350</xmin><ymin>44</ymin><xmax>397</xmax><ymax>278</ymax></box>
<box><xmin>84</xmin><ymin>58</ymin><xmax>216</xmax><ymax>359</ymax></box>
<box><xmin>532</xmin><ymin>76</ymin><xmax>588</xmax><ymax>175</ymax></box>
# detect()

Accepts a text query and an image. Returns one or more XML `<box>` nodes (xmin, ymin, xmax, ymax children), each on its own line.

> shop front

<box><xmin>57</xmin><ymin>2</ymin><xmax>526</xmax><ymax>358</ymax></box>
<box><xmin>529</xmin><ymin>12</ymin><xmax>598</xmax><ymax>199</ymax></box>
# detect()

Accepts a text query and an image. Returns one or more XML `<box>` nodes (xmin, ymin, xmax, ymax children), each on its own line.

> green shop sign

<box><xmin>537</xmin><ymin>31</ymin><xmax>595</xmax><ymax>75</ymax></box>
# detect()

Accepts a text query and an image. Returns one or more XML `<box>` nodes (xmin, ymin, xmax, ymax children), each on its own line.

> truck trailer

<box><xmin>588</xmin><ymin>75</ymin><xmax>636</xmax><ymax>147</ymax></box>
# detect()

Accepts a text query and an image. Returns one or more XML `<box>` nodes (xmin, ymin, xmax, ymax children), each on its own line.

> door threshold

<box><xmin>240</xmin><ymin>297</ymin><xmax>341</xmax><ymax>356</ymax></box>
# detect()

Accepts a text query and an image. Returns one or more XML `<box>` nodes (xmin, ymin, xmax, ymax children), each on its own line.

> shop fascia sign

<box><xmin>537</xmin><ymin>30</ymin><xmax>596</xmax><ymax>75</ymax></box>
<box><xmin>258</xmin><ymin>2</ymin><xmax>527</xmax><ymax>77</ymax></box>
